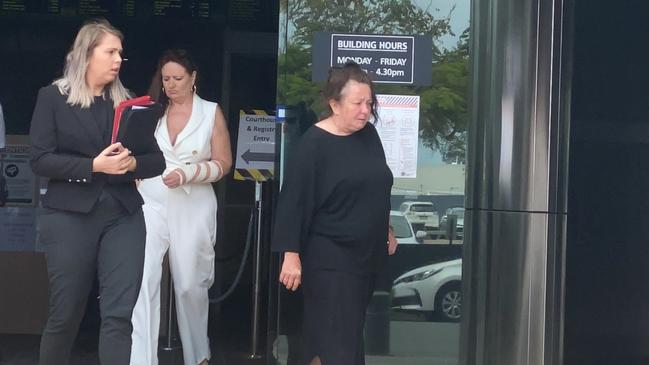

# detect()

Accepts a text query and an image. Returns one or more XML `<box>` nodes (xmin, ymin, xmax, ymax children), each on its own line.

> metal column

<box><xmin>248</xmin><ymin>181</ymin><xmax>264</xmax><ymax>359</ymax></box>
<box><xmin>460</xmin><ymin>0</ymin><xmax>573</xmax><ymax>364</ymax></box>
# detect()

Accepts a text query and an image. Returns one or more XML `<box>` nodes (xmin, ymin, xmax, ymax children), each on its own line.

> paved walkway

<box><xmin>2</xmin><ymin>321</ymin><xmax>460</xmax><ymax>365</ymax></box>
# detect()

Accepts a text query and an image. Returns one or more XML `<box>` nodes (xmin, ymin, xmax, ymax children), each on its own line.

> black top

<box><xmin>30</xmin><ymin>85</ymin><xmax>165</xmax><ymax>214</ymax></box>
<box><xmin>90</xmin><ymin>95</ymin><xmax>112</xmax><ymax>142</ymax></box>
<box><xmin>89</xmin><ymin>95</ymin><xmax>125</xmax><ymax>204</ymax></box>
<box><xmin>272</xmin><ymin>123</ymin><xmax>393</xmax><ymax>274</ymax></box>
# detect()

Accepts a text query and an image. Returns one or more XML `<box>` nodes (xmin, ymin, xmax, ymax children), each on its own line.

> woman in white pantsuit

<box><xmin>130</xmin><ymin>49</ymin><xmax>232</xmax><ymax>365</ymax></box>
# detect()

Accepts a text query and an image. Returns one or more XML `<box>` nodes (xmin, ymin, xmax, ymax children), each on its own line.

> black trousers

<box><xmin>38</xmin><ymin>192</ymin><xmax>146</xmax><ymax>365</ymax></box>
<box><xmin>302</xmin><ymin>269</ymin><xmax>376</xmax><ymax>365</ymax></box>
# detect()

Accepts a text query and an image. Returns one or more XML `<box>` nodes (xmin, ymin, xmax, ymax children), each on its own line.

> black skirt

<box><xmin>302</xmin><ymin>269</ymin><xmax>375</xmax><ymax>365</ymax></box>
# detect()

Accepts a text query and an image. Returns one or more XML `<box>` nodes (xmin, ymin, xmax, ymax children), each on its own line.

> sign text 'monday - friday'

<box><xmin>336</xmin><ymin>56</ymin><xmax>407</xmax><ymax>66</ymax></box>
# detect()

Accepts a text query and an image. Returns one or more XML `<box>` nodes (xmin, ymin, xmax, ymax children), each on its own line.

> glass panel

<box><xmin>274</xmin><ymin>0</ymin><xmax>469</xmax><ymax>364</ymax></box>
<box><xmin>391</xmin><ymin>213</ymin><xmax>414</xmax><ymax>240</ymax></box>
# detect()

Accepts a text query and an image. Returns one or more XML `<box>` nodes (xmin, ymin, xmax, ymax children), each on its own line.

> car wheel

<box><xmin>435</xmin><ymin>282</ymin><xmax>461</xmax><ymax>322</ymax></box>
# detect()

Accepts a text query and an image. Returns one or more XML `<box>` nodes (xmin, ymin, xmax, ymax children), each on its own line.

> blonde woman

<box><xmin>29</xmin><ymin>19</ymin><xmax>165</xmax><ymax>365</ymax></box>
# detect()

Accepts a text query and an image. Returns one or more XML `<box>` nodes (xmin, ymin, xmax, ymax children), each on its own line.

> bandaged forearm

<box><xmin>176</xmin><ymin>160</ymin><xmax>223</xmax><ymax>185</ymax></box>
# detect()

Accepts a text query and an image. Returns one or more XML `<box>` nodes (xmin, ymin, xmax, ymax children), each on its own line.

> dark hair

<box><xmin>147</xmin><ymin>49</ymin><xmax>198</xmax><ymax>109</ymax></box>
<box><xmin>323</xmin><ymin>61</ymin><xmax>379</xmax><ymax>122</ymax></box>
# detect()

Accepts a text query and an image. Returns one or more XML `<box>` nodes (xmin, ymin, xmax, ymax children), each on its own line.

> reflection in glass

<box><xmin>275</xmin><ymin>1</ymin><xmax>469</xmax><ymax>364</ymax></box>
<box><xmin>391</xmin><ymin>213</ymin><xmax>414</xmax><ymax>240</ymax></box>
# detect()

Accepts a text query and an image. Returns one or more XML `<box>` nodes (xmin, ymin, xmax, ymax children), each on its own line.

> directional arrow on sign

<box><xmin>241</xmin><ymin>149</ymin><xmax>274</xmax><ymax>164</ymax></box>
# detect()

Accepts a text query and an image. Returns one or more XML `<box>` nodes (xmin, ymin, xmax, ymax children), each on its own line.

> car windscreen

<box><xmin>411</xmin><ymin>204</ymin><xmax>435</xmax><ymax>212</ymax></box>
<box><xmin>390</xmin><ymin>215</ymin><xmax>413</xmax><ymax>238</ymax></box>
<box><xmin>448</xmin><ymin>208</ymin><xmax>465</xmax><ymax>218</ymax></box>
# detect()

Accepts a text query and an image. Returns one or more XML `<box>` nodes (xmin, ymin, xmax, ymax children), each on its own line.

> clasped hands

<box><xmin>93</xmin><ymin>142</ymin><xmax>136</xmax><ymax>175</ymax></box>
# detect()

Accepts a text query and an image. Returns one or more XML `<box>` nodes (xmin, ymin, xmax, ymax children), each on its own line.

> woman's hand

<box><xmin>127</xmin><ymin>156</ymin><xmax>137</xmax><ymax>172</ymax></box>
<box><xmin>279</xmin><ymin>252</ymin><xmax>302</xmax><ymax>291</ymax></box>
<box><xmin>388</xmin><ymin>226</ymin><xmax>398</xmax><ymax>255</ymax></box>
<box><xmin>162</xmin><ymin>168</ymin><xmax>185</xmax><ymax>189</ymax></box>
<box><xmin>92</xmin><ymin>143</ymin><xmax>134</xmax><ymax>175</ymax></box>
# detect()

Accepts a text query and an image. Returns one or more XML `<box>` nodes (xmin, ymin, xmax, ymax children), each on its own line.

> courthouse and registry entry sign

<box><xmin>234</xmin><ymin>110</ymin><xmax>276</xmax><ymax>181</ymax></box>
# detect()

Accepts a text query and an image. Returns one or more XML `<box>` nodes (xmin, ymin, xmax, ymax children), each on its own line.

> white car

<box><xmin>390</xmin><ymin>210</ymin><xmax>427</xmax><ymax>244</ymax></box>
<box><xmin>399</xmin><ymin>201</ymin><xmax>440</xmax><ymax>234</ymax></box>
<box><xmin>391</xmin><ymin>259</ymin><xmax>462</xmax><ymax>321</ymax></box>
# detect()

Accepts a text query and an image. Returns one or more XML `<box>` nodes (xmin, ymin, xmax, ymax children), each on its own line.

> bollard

<box><xmin>447</xmin><ymin>214</ymin><xmax>458</xmax><ymax>245</ymax></box>
<box><xmin>364</xmin><ymin>291</ymin><xmax>391</xmax><ymax>355</ymax></box>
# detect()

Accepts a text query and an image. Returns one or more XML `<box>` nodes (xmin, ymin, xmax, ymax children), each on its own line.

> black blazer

<box><xmin>30</xmin><ymin>85</ymin><xmax>165</xmax><ymax>214</ymax></box>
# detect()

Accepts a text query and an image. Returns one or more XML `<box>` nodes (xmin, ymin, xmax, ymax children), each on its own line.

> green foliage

<box><xmin>279</xmin><ymin>0</ymin><xmax>469</xmax><ymax>163</ymax></box>
<box><xmin>286</xmin><ymin>0</ymin><xmax>452</xmax><ymax>56</ymax></box>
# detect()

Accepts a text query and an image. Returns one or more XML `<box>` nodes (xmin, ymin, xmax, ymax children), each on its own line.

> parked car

<box><xmin>439</xmin><ymin>207</ymin><xmax>465</xmax><ymax>239</ymax></box>
<box><xmin>399</xmin><ymin>201</ymin><xmax>439</xmax><ymax>234</ymax></box>
<box><xmin>391</xmin><ymin>259</ymin><xmax>462</xmax><ymax>322</ymax></box>
<box><xmin>390</xmin><ymin>210</ymin><xmax>427</xmax><ymax>244</ymax></box>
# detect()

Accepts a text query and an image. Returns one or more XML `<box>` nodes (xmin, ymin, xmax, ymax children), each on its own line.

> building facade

<box><xmin>1</xmin><ymin>0</ymin><xmax>648</xmax><ymax>364</ymax></box>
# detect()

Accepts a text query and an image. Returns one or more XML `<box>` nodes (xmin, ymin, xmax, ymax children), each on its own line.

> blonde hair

<box><xmin>53</xmin><ymin>19</ymin><xmax>130</xmax><ymax>108</ymax></box>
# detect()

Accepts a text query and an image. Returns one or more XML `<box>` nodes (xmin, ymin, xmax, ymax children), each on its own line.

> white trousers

<box><xmin>131</xmin><ymin>179</ymin><xmax>217</xmax><ymax>365</ymax></box>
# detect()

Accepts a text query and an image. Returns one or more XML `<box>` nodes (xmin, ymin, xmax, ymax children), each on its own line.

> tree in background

<box><xmin>278</xmin><ymin>0</ymin><xmax>469</xmax><ymax>164</ymax></box>
<box><xmin>420</xmin><ymin>27</ymin><xmax>469</xmax><ymax>164</ymax></box>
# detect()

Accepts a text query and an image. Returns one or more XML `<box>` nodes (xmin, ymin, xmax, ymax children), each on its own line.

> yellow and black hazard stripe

<box><xmin>239</xmin><ymin>109</ymin><xmax>276</xmax><ymax>117</ymax></box>
<box><xmin>234</xmin><ymin>168</ymin><xmax>273</xmax><ymax>181</ymax></box>
<box><xmin>235</xmin><ymin>109</ymin><xmax>276</xmax><ymax>182</ymax></box>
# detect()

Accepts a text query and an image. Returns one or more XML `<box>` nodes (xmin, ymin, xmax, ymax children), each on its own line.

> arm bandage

<box><xmin>176</xmin><ymin>160</ymin><xmax>224</xmax><ymax>185</ymax></box>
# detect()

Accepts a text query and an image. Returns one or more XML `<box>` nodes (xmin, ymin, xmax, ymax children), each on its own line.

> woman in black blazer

<box><xmin>29</xmin><ymin>19</ymin><xmax>165</xmax><ymax>365</ymax></box>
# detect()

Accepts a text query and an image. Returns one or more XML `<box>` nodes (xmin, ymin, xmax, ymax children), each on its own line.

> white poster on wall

<box><xmin>374</xmin><ymin>94</ymin><xmax>420</xmax><ymax>178</ymax></box>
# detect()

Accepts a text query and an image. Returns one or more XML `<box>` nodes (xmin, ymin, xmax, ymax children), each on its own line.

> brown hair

<box><xmin>323</xmin><ymin>61</ymin><xmax>379</xmax><ymax>122</ymax></box>
<box><xmin>147</xmin><ymin>49</ymin><xmax>198</xmax><ymax>109</ymax></box>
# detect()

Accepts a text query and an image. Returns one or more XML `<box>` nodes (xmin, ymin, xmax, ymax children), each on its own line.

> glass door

<box><xmin>271</xmin><ymin>1</ymin><xmax>470</xmax><ymax>364</ymax></box>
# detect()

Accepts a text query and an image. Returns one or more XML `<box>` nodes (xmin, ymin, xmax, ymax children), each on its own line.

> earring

<box><xmin>162</xmin><ymin>87</ymin><xmax>165</xmax><ymax>93</ymax></box>
<box><xmin>192</xmin><ymin>84</ymin><xmax>197</xmax><ymax>93</ymax></box>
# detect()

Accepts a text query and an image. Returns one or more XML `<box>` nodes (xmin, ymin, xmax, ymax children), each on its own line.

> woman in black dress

<box><xmin>272</xmin><ymin>62</ymin><xmax>397</xmax><ymax>365</ymax></box>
